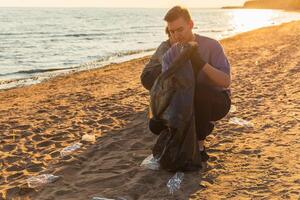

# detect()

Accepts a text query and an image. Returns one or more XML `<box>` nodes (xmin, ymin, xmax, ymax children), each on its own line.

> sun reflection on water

<box><xmin>229</xmin><ymin>9</ymin><xmax>279</xmax><ymax>33</ymax></box>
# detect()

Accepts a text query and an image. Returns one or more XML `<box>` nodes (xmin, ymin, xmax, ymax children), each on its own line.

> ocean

<box><xmin>1</xmin><ymin>8</ymin><xmax>300</xmax><ymax>89</ymax></box>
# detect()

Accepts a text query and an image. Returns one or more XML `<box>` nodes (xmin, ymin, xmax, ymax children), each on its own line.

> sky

<box><xmin>0</xmin><ymin>0</ymin><xmax>247</xmax><ymax>8</ymax></box>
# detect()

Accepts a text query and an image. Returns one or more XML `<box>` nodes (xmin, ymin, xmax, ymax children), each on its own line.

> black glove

<box><xmin>170</xmin><ymin>43</ymin><xmax>198</xmax><ymax>67</ymax></box>
<box><xmin>180</xmin><ymin>43</ymin><xmax>198</xmax><ymax>58</ymax></box>
<box><xmin>190</xmin><ymin>48</ymin><xmax>206</xmax><ymax>77</ymax></box>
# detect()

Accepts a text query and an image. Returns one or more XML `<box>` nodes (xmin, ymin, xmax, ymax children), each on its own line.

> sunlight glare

<box><xmin>230</xmin><ymin>9</ymin><xmax>278</xmax><ymax>33</ymax></box>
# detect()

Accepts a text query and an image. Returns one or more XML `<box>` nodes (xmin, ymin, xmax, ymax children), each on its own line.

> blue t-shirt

<box><xmin>162</xmin><ymin>34</ymin><xmax>231</xmax><ymax>95</ymax></box>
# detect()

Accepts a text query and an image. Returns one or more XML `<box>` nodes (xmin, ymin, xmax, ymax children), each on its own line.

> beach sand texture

<box><xmin>0</xmin><ymin>21</ymin><xmax>300</xmax><ymax>199</ymax></box>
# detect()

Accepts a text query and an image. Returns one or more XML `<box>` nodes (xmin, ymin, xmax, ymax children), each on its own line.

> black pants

<box><xmin>149</xmin><ymin>84</ymin><xmax>231</xmax><ymax>141</ymax></box>
<box><xmin>194</xmin><ymin>84</ymin><xmax>231</xmax><ymax>140</ymax></box>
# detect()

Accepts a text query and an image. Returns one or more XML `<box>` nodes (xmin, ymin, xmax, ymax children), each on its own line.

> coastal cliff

<box><xmin>243</xmin><ymin>0</ymin><xmax>300</xmax><ymax>10</ymax></box>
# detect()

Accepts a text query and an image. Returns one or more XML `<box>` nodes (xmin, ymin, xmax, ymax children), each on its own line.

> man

<box><xmin>140</xmin><ymin>6</ymin><xmax>231</xmax><ymax>162</ymax></box>
<box><xmin>140</xmin><ymin>27</ymin><xmax>175</xmax><ymax>91</ymax></box>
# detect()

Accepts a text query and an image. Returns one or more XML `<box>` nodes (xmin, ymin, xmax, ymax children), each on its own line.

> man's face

<box><xmin>167</xmin><ymin>17</ymin><xmax>193</xmax><ymax>43</ymax></box>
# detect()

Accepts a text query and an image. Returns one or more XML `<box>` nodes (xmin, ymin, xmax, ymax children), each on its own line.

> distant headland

<box><xmin>222</xmin><ymin>0</ymin><xmax>300</xmax><ymax>10</ymax></box>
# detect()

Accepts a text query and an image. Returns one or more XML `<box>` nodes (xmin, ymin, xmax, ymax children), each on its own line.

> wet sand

<box><xmin>1</xmin><ymin>20</ymin><xmax>300</xmax><ymax>199</ymax></box>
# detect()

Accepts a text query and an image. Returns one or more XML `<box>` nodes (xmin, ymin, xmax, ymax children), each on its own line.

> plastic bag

<box><xmin>60</xmin><ymin>142</ymin><xmax>82</xmax><ymax>157</ymax></box>
<box><xmin>229</xmin><ymin>117</ymin><xmax>254</xmax><ymax>128</ymax></box>
<box><xmin>140</xmin><ymin>154</ymin><xmax>160</xmax><ymax>170</ymax></box>
<box><xmin>82</xmin><ymin>133</ymin><xmax>96</xmax><ymax>142</ymax></box>
<box><xmin>92</xmin><ymin>197</ymin><xmax>127</xmax><ymax>200</ymax></box>
<box><xmin>167</xmin><ymin>172</ymin><xmax>184</xmax><ymax>194</ymax></box>
<box><xmin>92</xmin><ymin>198</ymin><xmax>114</xmax><ymax>200</ymax></box>
<box><xmin>27</xmin><ymin>174</ymin><xmax>59</xmax><ymax>188</ymax></box>
<box><xmin>150</xmin><ymin>44</ymin><xmax>202</xmax><ymax>172</ymax></box>
<box><xmin>229</xmin><ymin>105</ymin><xmax>237</xmax><ymax>113</ymax></box>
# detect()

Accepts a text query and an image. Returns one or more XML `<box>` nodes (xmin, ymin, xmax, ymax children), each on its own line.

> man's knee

<box><xmin>195</xmin><ymin>84</ymin><xmax>215</xmax><ymax>102</ymax></box>
<box><xmin>196</xmin><ymin>122</ymin><xmax>215</xmax><ymax>141</ymax></box>
<box><xmin>194</xmin><ymin>84</ymin><xmax>231</xmax><ymax>121</ymax></box>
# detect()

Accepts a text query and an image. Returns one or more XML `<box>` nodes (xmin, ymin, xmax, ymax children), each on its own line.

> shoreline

<box><xmin>1</xmin><ymin>20</ymin><xmax>300</xmax><ymax>199</ymax></box>
<box><xmin>1</xmin><ymin>13</ymin><xmax>300</xmax><ymax>91</ymax></box>
<box><xmin>0</xmin><ymin>50</ymin><xmax>155</xmax><ymax>91</ymax></box>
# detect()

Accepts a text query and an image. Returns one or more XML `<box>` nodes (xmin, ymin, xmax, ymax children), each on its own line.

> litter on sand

<box><xmin>82</xmin><ymin>133</ymin><xmax>96</xmax><ymax>142</ymax></box>
<box><xmin>229</xmin><ymin>117</ymin><xmax>254</xmax><ymax>128</ymax></box>
<box><xmin>92</xmin><ymin>197</ymin><xmax>127</xmax><ymax>200</ymax></box>
<box><xmin>140</xmin><ymin>154</ymin><xmax>160</xmax><ymax>170</ymax></box>
<box><xmin>27</xmin><ymin>174</ymin><xmax>59</xmax><ymax>188</ymax></box>
<box><xmin>229</xmin><ymin>105</ymin><xmax>237</xmax><ymax>113</ymax></box>
<box><xmin>167</xmin><ymin>172</ymin><xmax>184</xmax><ymax>195</ymax></box>
<box><xmin>60</xmin><ymin>142</ymin><xmax>82</xmax><ymax>157</ymax></box>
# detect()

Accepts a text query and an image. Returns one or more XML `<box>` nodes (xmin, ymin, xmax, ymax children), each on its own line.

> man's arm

<box><xmin>191</xmin><ymin>41</ymin><xmax>231</xmax><ymax>88</ymax></box>
<box><xmin>202</xmin><ymin>63</ymin><xmax>231</xmax><ymax>88</ymax></box>
<box><xmin>140</xmin><ymin>41</ymin><xmax>171</xmax><ymax>90</ymax></box>
<box><xmin>140</xmin><ymin>60</ymin><xmax>162</xmax><ymax>90</ymax></box>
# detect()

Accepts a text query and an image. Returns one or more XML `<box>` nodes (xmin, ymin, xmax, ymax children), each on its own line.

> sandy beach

<box><xmin>1</xmin><ymin>20</ymin><xmax>300</xmax><ymax>199</ymax></box>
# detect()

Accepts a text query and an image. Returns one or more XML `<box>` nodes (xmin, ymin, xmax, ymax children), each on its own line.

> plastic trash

<box><xmin>82</xmin><ymin>133</ymin><xmax>96</xmax><ymax>142</ymax></box>
<box><xmin>92</xmin><ymin>198</ymin><xmax>114</xmax><ymax>200</ymax></box>
<box><xmin>229</xmin><ymin>105</ymin><xmax>237</xmax><ymax>113</ymax></box>
<box><xmin>229</xmin><ymin>117</ymin><xmax>254</xmax><ymax>128</ymax></box>
<box><xmin>60</xmin><ymin>142</ymin><xmax>82</xmax><ymax>157</ymax></box>
<box><xmin>27</xmin><ymin>174</ymin><xmax>59</xmax><ymax>188</ymax></box>
<box><xmin>92</xmin><ymin>197</ymin><xmax>127</xmax><ymax>200</ymax></box>
<box><xmin>167</xmin><ymin>172</ymin><xmax>184</xmax><ymax>195</ymax></box>
<box><xmin>140</xmin><ymin>154</ymin><xmax>160</xmax><ymax>170</ymax></box>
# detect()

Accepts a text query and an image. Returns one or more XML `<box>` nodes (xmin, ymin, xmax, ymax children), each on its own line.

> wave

<box><xmin>0</xmin><ymin>30</ymin><xmax>158</xmax><ymax>38</ymax></box>
<box><xmin>0</xmin><ymin>48</ymin><xmax>155</xmax><ymax>78</ymax></box>
<box><xmin>0</xmin><ymin>67</ymin><xmax>77</xmax><ymax>77</ymax></box>
<box><xmin>95</xmin><ymin>48</ymin><xmax>156</xmax><ymax>62</ymax></box>
<box><xmin>63</xmin><ymin>33</ymin><xmax>106</xmax><ymax>37</ymax></box>
<box><xmin>0</xmin><ymin>32</ymin><xmax>107</xmax><ymax>37</ymax></box>
<box><xmin>0</xmin><ymin>32</ymin><xmax>51</xmax><ymax>36</ymax></box>
<box><xmin>112</xmin><ymin>48</ymin><xmax>155</xmax><ymax>57</ymax></box>
<box><xmin>130</xmin><ymin>25</ymin><xmax>162</xmax><ymax>29</ymax></box>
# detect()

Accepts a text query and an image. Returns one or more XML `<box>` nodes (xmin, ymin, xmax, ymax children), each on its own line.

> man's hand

<box><xmin>188</xmin><ymin>43</ymin><xmax>207</xmax><ymax>77</ymax></box>
<box><xmin>180</xmin><ymin>42</ymin><xmax>198</xmax><ymax>58</ymax></box>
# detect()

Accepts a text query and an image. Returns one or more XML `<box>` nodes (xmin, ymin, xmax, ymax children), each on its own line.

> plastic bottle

<box><xmin>60</xmin><ymin>142</ymin><xmax>82</xmax><ymax>157</ymax></box>
<box><xmin>27</xmin><ymin>174</ymin><xmax>59</xmax><ymax>188</ymax></box>
<box><xmin>167</xmin><ymin>172</ymin><xmax>184</xmax><ymax>194</ymax></box>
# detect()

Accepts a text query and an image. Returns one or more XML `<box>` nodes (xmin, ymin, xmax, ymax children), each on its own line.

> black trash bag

<box><xmin>149</xmin><ymin>43</ymin><xmax>202</xmax><ymax>172</ymax></box>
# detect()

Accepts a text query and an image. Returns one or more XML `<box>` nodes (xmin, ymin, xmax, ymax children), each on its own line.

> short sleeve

<box><xmin>209</xmin><ymin>41</ymin><xmax>230</xmax><ymax>76</ymax></box>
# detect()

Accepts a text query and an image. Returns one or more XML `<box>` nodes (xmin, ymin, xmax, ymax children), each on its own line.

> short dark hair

<box><xmin>164</xmin><ymin>6</ymin><xmax>191</xmax><ymax>22</ymax></box>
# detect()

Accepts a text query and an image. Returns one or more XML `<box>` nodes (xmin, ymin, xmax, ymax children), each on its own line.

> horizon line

<box><xmin>0</xmin><ymin>6</ymin><xmax>235</xmax><ymax>9</ymax></box>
